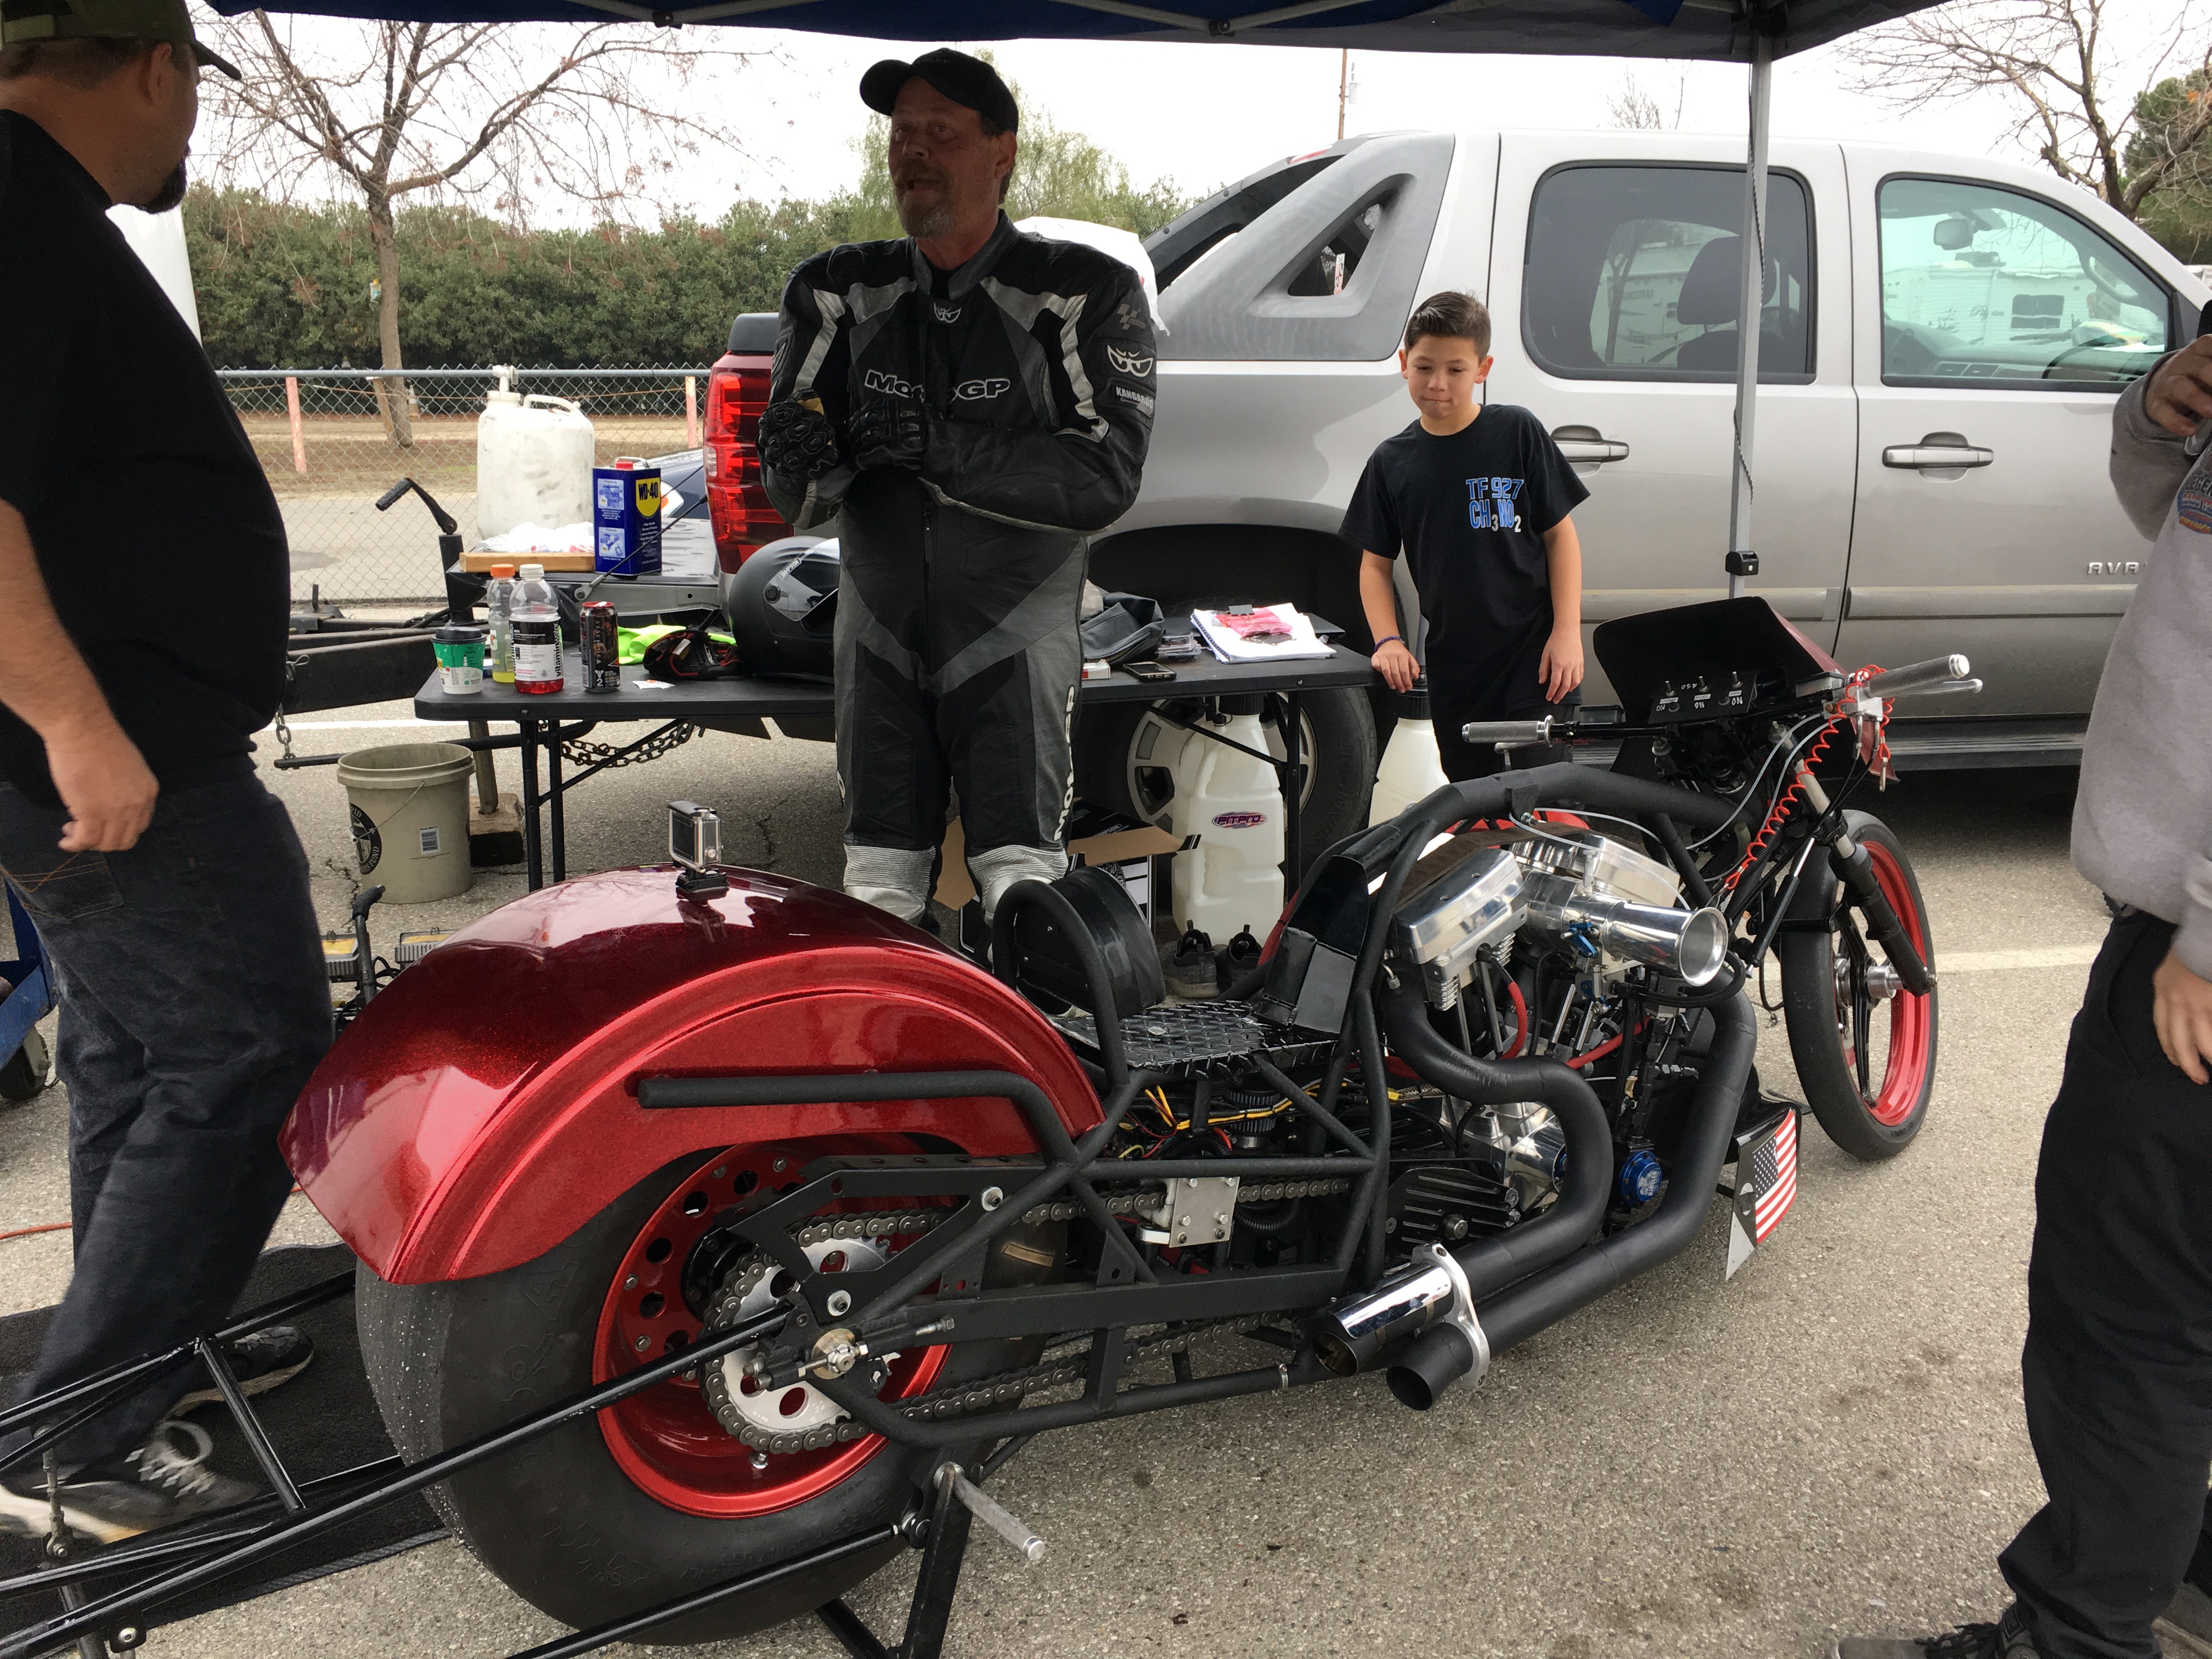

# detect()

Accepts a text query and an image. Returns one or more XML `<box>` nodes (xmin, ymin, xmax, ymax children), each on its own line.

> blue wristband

<box><xmin>1374</xmin><ymin>635</ymin><xmax>1403</xmax><ymax>650</ymax></box>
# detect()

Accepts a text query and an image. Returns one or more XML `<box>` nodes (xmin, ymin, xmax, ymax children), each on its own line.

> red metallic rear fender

<box><xmin>283</xmin><ymin>867</ymin><xmax>1102</xmax><ymax>1284</ymax></box>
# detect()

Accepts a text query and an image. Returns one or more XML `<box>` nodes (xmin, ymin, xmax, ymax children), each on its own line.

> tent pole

<box><xmin>1725</xmin><ymin>22</ymin><xmax>1773</xmax><ymax>599</ymax></box>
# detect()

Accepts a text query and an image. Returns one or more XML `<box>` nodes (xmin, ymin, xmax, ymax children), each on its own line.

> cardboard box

<box><xmin>934</xmin><ymin>818</ymin><xmax>1179</xmax><ymax>910</ymax></box>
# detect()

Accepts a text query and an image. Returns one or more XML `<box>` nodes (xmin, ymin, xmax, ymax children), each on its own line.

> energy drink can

<box><xmin>592</xmin><ymin>459</ymin><xmax>663</xmax><ymax>576</ymax></box>
<box><xmin>580</xmin><ymin>600</ymin><xmax>620</xmax><ymax>694</ymax></box>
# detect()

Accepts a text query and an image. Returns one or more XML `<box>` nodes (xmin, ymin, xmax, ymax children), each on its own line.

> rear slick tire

<box><xmin>357</xmin><ymin>1148</ymin><xmax>1046</xmax><ymax>1645</ymax></box>
<box><xmin>1775</xmin><ymin>811</ymin><xmax>1938</xmax><ymax>1162</ymax></box>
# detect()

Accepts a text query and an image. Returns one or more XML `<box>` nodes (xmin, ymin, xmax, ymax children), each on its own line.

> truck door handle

<box><xmin>1550</xmin><ymin>425</ymin><xmax>1629</xmax><ymax>464</ymax></box>
<box><xmin>1883</xmin><ymin>432</ymin><xmax>1993</xmax><ymax>470</ymax></box>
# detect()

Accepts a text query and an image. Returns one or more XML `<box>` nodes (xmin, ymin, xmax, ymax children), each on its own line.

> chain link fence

<box><xmin>217</xmin><ymin>368</ymin><xmax>710</xmax><ymax>608</ymax></box>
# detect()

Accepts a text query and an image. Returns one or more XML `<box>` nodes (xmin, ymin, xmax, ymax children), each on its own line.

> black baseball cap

<box><xmin>0</xmin><ymin>0</ymin><xmax>239</xmax><ymax>77</ymax></box>
<box><xmin>859</xmin><ymin>48</ymin><xmax>1018</xmax><ymax>133</ymax></box>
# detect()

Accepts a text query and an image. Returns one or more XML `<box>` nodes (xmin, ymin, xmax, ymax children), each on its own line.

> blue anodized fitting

<box><xmin>1617</xmin><ymin>1146</ymin><xmax>1663</xmax><ymax>1205</ymax></box>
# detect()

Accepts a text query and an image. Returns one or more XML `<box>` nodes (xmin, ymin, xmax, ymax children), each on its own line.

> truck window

<box><xmin>1522</xmin><ymin>164</ymin><xmax>1814</xmax><ymax>382</ymax></box>
<box><xmin>1877</xmin><ymin>176</ymin><xmax>2170</xmax><ymax>389</ymax></box>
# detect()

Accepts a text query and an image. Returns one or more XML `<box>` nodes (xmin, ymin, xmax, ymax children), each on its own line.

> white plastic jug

<box><xmin>1167</xmin><ymin>703</ymin><xmax>1285</xmax><ymax>944</ymax></box>
<box><xmin>1369</xmin><ymin>681</ymin><xmax>1451</xmax><ymax>827</ymax></box>
<box><xmin>476</xmin><ymin>368</ymin><xmax>594</xmax><ymax>541</ymax></box>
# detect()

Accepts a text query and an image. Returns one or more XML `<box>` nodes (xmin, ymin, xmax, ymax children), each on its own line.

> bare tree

<box><xmin>1841</xmin><ymin>0</ymin><xmax>2212</xmax><ymax>223</ymax></box>
<box><xmin>1607</xmin><ymin>68</ymin><xmax>1686</xmax><ymax>129</ymax></box>
<box><xmin>195</xmin><ymin>10</ymin><xmax>761</xmax><ymax>443</ymax></box>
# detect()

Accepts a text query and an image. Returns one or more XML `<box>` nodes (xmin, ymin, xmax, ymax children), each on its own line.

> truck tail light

<box><xmin>704</xmin><ymin>354</ymin><xmax>792</xmax><ymax>572</ymax></box>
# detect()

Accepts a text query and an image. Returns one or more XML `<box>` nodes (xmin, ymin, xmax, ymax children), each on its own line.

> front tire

<box><xmin>1776</xmin><ymin>812</ymin><xmax>1938</xmax><ymax>1161</ymax></box>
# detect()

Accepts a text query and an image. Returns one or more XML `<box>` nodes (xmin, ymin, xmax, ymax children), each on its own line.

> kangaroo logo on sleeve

<box><xmin>1466</xmin><ymin>476</ymin><xmax>1525</xmax><ymax>532</ymax></box>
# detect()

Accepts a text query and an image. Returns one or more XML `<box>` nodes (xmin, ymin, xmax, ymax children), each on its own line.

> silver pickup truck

<box><xmin>708</xmin><ymin>127</ymin><xmax>2204</xmax><ymax>859</ymax></box>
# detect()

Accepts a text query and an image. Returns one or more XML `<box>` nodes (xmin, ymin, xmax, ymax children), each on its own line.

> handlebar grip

<box><xmin>374</xmin><ymin>479</ymin><xmax>413</xmax><ymax>512</ymax></box>
<box><xmin>352</xmin><ymin>884</ymin><xmax>386</xmax><ymax>918</ymax></box>
<box><xmin>1889</xmin><ymin>676</ymin><xmax>1984</xmax><ymax>699</ymax></box>
<box><xmin>1459</xmin><ymin>717</ymin><xmax>1554</xmax><ymax>747</ymax></box>
<box><xmin>1861</xmin><ymin>656</ymin><xmax>1970</xmax><ymax>697</ymax></box>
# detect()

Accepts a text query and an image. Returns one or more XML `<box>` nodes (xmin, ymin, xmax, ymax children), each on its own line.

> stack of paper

<box><xmin>1191</xmin><ymin>603</ymin><xmax>1332</xmax><ymax>664</ymax></box>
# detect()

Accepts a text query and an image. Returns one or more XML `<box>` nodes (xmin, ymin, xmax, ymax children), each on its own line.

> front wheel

<box><xmin>1775</xmin><ymin>811</ymin><xmax>1938</xmax><ymax>1161</ymax></box>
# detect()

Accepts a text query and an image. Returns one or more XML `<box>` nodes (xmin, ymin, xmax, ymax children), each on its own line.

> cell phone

<box><xmin>1123</xmin><ymin>660</ymin><xmax>1177</xmax><ymax>683</ymax></box>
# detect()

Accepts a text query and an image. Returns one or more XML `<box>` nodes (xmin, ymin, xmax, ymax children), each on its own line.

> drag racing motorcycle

<box><xmin>14</xmin><ymin>597</ymin><xmax>1968</xmax><ymax>1657</ymax></box>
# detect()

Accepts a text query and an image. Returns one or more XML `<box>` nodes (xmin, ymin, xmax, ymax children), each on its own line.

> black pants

<box><xmin>0</xmin><ymin>777</ymin><xmax>329</xmax><ymax>1469</ymax></box>
<box><xmin>1433</xmin><ymin>696</ymin><xmax>1573</xmax><ymax>783</ymax></box>
<box><xmin>1997</xmin><ymin>910</ymin><xmax>2212</xmax><ymax>1659</ymax></box>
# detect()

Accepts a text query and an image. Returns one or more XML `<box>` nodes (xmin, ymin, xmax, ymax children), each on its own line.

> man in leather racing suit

<box><xmin>757</xmin><ymin>48</ymin><xmax>1155</xmax><ymax>925</ymax></box>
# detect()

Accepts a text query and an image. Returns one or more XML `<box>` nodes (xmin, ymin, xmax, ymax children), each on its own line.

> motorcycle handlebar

<box><xmin>1861</xmin><ymin>654</ymin><xmax>1969</xmax><ymax>697</ymax></box>
<box><xmin>1459</xmin><ymin>717</ymin><xmax>1554</xmax><ymax>746</ymax></box>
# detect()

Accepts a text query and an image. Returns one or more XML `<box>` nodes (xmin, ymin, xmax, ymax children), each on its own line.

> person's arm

<box><xmin>1359</xmin><ymin>552</ymin><xmax>1418</xmax><ymax>692</ymax></box>
<box><xmin>1538</xmin><ymin>515</ymin><xmax>1584</xmax><ymax>704</ymax></box>
<box><xmin>919</xmin><ymin>264</ymin><xmax>1155</xmax><ymax>533</ymax></box>
<box><xmin>759</xmin><ymin>267</ymin><xmax>856</xmax><ymax>532</ymax></box>
<box><xmin>0</xmin><ymin>500</ymin><xmax>156</xmax><ymax>851</ymax></box>
<box><xmin>2110</xmin><ymin>345</ymin><xmax>2209</xmax><ymax>540</ymax></box>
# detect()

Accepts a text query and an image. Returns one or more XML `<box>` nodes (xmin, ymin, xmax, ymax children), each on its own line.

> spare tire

<box><xmin>1071</xmin><ymin>684</ymin><xmax>1375</xmax><ymax>887</ymax></box>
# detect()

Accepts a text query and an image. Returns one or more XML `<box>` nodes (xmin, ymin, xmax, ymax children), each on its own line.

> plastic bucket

<box><xmin>335</xmin><ymin>742</ymin><xmax>475</xmax><ymax>904</ymax></box>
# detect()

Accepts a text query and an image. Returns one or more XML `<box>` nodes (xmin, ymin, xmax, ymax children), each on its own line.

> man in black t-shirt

<box><xmin>1344</xmin><ymin>291</ymin><xmax>1588</xmax><ymax>782</ymax></box>
<box><xmin>0</xmin><ymin>0</ymin><xmax>326</xmax><ymax>1542</ymax></box>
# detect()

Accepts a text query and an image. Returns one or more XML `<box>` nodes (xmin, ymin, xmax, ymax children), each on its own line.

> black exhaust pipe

<box><xmin>1310</xmin><ymin>986</ymin><xmax>1612</xmax><ymax>1378</ymax></box>
<box><xmin>1379</xmin><ymin>990</ymin><xmax>1758</xmax><ymax>1406</ymax></box>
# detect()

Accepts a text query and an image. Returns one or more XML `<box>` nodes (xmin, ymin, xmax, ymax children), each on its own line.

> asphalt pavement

<box><xmin>0</xmin><ymin>718</ymin><xmax>2119</xmax><ymax>1659</ymax></box>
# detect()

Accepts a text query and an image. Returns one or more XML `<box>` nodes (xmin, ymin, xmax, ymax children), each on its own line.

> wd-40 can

<box><xmin>592</xmin><ymin>459</ymin><xmax>662</xmax><ymax>576</ymax></box>
<box><xmin>580</xmin><ymin>600</ymin><xmax>620</xmax><ymax>694</ymax></box>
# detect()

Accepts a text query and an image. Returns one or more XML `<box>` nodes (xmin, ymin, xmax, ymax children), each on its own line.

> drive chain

<box><xmin>704</xmin><ymin>1177</ymin><xmax>1348</xmax><ymax>1456</ymax></box>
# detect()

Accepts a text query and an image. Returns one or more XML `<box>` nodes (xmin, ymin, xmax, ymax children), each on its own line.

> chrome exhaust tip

<box><xmin>1310</xmin><ymin>1244</ymin><xmax>1488</xmax><ymax>1406</ymax></box>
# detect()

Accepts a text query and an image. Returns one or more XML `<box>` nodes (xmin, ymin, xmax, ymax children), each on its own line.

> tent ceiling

<box><xmin>216</xmin><ymin>0</ymin><xmax>1943</xmax><ymax>65</ymax></box>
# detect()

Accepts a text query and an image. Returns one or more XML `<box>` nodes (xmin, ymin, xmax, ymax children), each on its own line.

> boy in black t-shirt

<box><xmin>1342</xmin><ymin>291</ymin><xmax>1588</xmax><ymax>781</ymax></box>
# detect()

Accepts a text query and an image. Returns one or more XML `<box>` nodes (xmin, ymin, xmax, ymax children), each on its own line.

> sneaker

<box><xmin>1835</xmin><ymin>1605</ymin><xmax>2040</xmax><ymax>1659</ymax></box>
<box><xmin>1164</xmin><ymin>928</ymin><xmax>1217</xmax><ymax>1000</ymax></box>
<box><xmin>170</xmin><ymin>1325</ymin><xmax>314</xmax><ymax>1414</ymax></box>
<box><xmin>0</xmin><ymin>1420</ymin><xmax>257</xmax><ymax>1544</ymax></box>
<box><xmin>1217</xmin><ymin>927</ymin><xmax>1263</xmax><ymax>993</ymax></box>
<box><xmin>2158</xmin><ymin>1581</ymin><xmax>2212</xmax><ymax>1658</ymax></box>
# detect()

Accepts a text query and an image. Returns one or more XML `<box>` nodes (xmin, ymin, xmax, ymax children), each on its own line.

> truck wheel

<box><xmin>1775</xmin><ymin>813</ymin><xmax>1937</xmax><ymax>1161</ymax></box>
<box><xmin>358</xmin><ymin>1137</ymin><xmax>1055</xmax><ymax>1644</ymax></box>
<box><xmin>1071</xmin><ymin>684</ymin><xmax>1375</xmax><ymax>884</ymax></box>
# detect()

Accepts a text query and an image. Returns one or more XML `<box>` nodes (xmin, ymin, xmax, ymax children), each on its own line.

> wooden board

<box><xmin>459</xmin><ymin>549</ymin><xmax>595</xmax><ymax>572</ymax></box>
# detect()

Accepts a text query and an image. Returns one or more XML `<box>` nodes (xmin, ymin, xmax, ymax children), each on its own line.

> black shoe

<box><xmin>170</xmin><ymin>1325</ymin><xmax>314</xmax><ymax>1414</ymax></box>
<box><xmin>1834</xmin><ymin>1605</ymin><xmax>2039</xmax><ymax>1659</ymax></box>
<box><xmin>0</xmin><ymin>1421</ymin><xmax>258</xmax><ymax>1544</ymax></box>
<box><xmin>1164</xmin><ymin>927</ymin><xmax>1217</xmax><ymax>1000</ymax></box>
<box><xmin>1217</xmin><ymin>927</ymin><xmax>1262</xmax><ymax>993</ymax></box>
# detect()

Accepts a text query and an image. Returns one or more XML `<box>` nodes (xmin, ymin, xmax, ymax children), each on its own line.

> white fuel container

<box><xmin>1369</xmin><ymin>680</ymin><xmax>1451</xmax><ymax>827</ymax></box>
<box><xmin>1167</xmin><ymin>698</ymin><xmax>1285</xmax><ymax>944</ymax></box>
<box><xmin>476</xmin><ymin>368</ymin><xmax>594</xmax><ymax>541</ymax></box>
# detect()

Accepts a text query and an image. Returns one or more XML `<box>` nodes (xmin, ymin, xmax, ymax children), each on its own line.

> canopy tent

<box><xmin>213</xmin><ymin>0</ymin><xmax>1949</xmax><ymax>591</ymax></box>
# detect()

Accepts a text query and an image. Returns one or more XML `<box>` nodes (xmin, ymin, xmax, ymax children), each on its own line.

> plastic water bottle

<box><xmin>511</xmin><ymin>563</ymin><xmax>564</xmax><ymax>695</ymax></box>
<box><xmin>1168</xmin><ymin>696</ymin><xmax>1285</xmax><ymax>943</ymax></box>
<box><xmin>486</xmin><ymin>562</ymin><xmax>518</xmax><ymax>684</ymax></box>
<box><xmin>1369</xmin><ymin>678</ymin><xmax>1450</xmax><ymax>827</ymax></box>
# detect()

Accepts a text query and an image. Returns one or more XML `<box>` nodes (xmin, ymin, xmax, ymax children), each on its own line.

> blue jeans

<box><xmin>0</xmin><ymin>776</ymin><xmax>329</xmax><ymax>1469</ymax></box>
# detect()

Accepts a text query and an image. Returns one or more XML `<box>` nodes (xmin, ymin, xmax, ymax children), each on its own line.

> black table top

<box><xmin>415</xmin><ymin>640</ymin><xmax>1374</xmax><ymax>724</ymax></box>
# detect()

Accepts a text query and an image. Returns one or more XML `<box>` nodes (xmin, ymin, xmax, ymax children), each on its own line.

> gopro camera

<box><xmin>668</xmin><ymin>801</ymin><xmax>727</xmax><ymax>898</ymax></box>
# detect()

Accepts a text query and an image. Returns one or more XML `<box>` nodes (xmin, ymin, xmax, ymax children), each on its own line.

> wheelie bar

<box><xmin>1827</xmin><ymin>832</ymin><xmax>1933</xmax><ymax>996</ymax></box>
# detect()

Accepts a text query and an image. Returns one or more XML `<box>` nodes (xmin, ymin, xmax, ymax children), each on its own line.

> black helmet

<box><xmin>722</xmin><ymin>537</ymin><xmax>839</xmax><ymax>680</ymax></box>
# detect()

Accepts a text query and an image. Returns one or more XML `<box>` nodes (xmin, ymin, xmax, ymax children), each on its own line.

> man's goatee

<box><xmin>896</xmin><ymin>193</ymin><xmax>953</xmax><ymax>240</ymax></box>
<box><xmin>141</xmin><ymin>162</ymin><xmax>189</xmax><ymax>215</ymax></box>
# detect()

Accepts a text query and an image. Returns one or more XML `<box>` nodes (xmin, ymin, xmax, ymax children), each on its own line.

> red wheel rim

<box><xmin>1860</xmin><ymin>839</ymin><xmax>1933</xmax><ymax>1127</ymax></box>
<box><xmin>592</xmin><ymin>1141</ymin><xmax>950</xmax><ymax>1517</ymax></box>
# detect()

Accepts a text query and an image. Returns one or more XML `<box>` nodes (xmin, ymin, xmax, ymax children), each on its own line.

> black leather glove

<box><xmin>846</xmin><ymin>398</ymin><xmax>927</xmax><ymax>472</ymax></box>
<box><xmin>756</xmin><ymin>399</ymin><xmax>842</xmax><ymax>481</ymax></box>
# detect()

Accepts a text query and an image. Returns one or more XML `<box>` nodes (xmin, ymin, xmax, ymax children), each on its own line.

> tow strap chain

<box><xmin>560</xmin><ymin>723</ymin><xmax>700</xmax><ymax>770</ymax></box>
<box><xmin>711</xmin><ymin>1177</ymin><xmax>1350</xmax><ymax>1456</ymax></box>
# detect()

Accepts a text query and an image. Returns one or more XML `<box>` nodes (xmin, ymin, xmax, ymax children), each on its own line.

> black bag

<box><xmin>1080</xmin><ymin>591</ymin><xmax>1166</xmax><ymax>668</ymax></box>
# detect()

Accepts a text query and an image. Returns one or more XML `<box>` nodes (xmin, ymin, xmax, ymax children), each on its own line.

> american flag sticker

<box><xmin>1725</xmin><ymin>1108</ymin><xmax>1799</xmax><ymax>1279</ymax></box>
